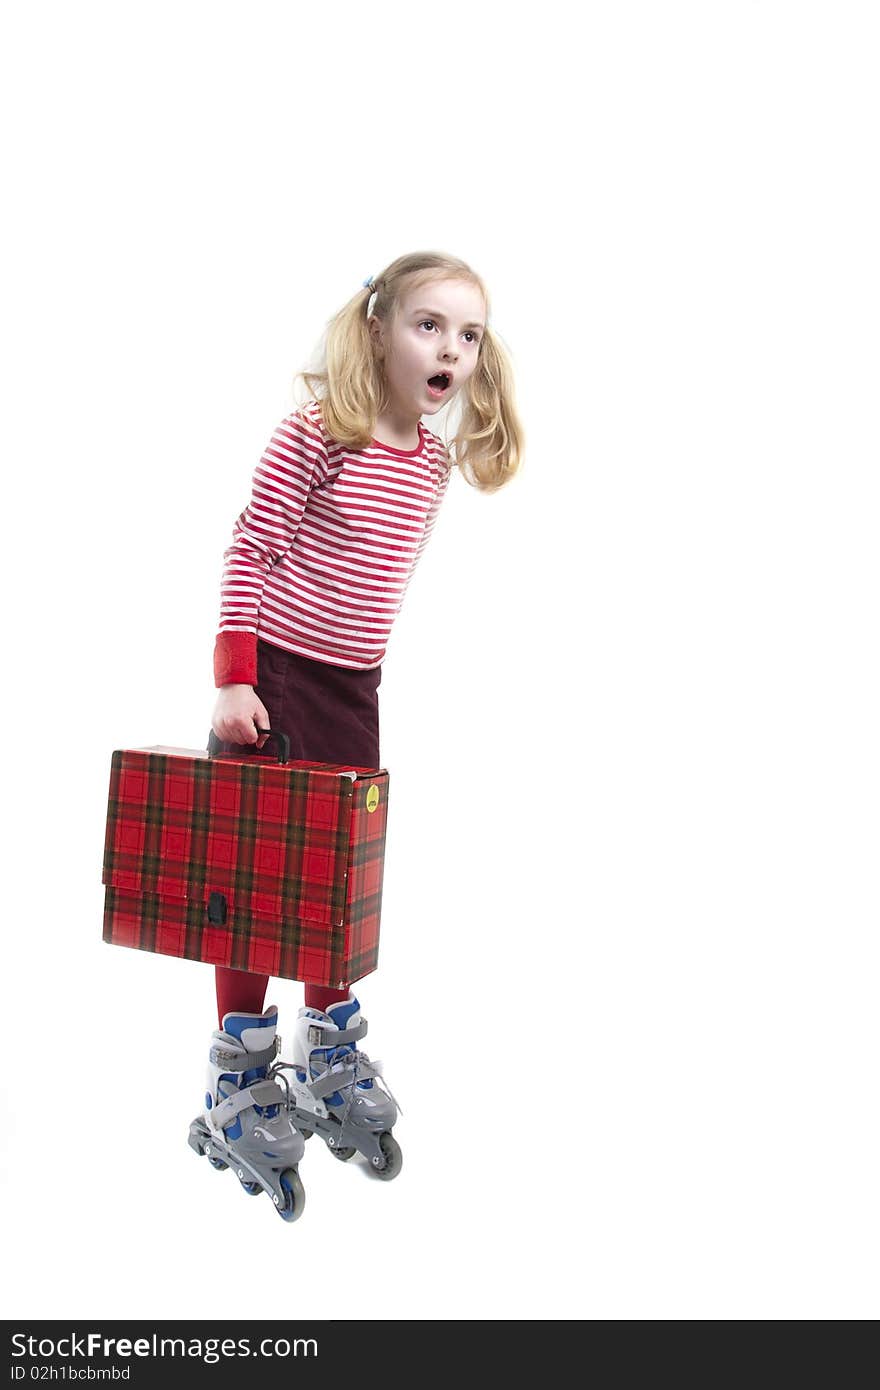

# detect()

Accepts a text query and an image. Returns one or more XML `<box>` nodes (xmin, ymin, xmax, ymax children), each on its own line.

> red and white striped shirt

<box><xmin>213</xmin><ymin>399</ymin><xmax>454</xmax><ymax>685</ymax></box>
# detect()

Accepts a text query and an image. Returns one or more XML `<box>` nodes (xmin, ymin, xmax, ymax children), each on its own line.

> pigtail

<box><xmin>296</xmin><ymin>280</ymin><xmax>388</xmax><ymax>450</ymax></box>
<box><xmin>450</xmin><ymin>325</ymin><xmax>524</xmax><ymax>492</ymax></box>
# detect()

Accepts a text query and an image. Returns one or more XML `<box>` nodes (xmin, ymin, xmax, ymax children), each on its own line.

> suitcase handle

<box><xmin>207</xmin><ymin>726</ymin><xmax>291</xmax><ymax>764</ymax></box>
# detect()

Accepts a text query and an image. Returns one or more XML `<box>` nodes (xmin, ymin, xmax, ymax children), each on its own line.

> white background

<box><xmin>1</xmin><ymin>0</ymin><xmax>878</xmax><ymax>1321</ymax></box>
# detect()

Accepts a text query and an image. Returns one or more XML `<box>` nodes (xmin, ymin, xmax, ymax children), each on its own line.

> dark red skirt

<box><xmin>253</xmin><ymin>638</ymin><xmax>381</xmax><ymax>768</ymax></box>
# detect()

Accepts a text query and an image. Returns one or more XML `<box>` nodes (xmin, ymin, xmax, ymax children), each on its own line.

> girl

<box><xmin>197</xmin><ymin>249</ymin><xmax>523</xmax><ymax>1216</ymax></box>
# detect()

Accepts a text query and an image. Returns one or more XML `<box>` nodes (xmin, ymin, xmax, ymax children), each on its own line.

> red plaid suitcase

<box><xmin>101</xmin><ymin>728</ymin><xmax>389</xmax><ymax>988</ymax></box>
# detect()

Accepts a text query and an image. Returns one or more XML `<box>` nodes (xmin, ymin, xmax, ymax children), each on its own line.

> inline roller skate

<box><xmin>188</xmin><ymin>1004</ymin><xmax>306</xmax><ymax>1221</ymax></box>
<box><xmin>276</xmin><ymin>993</ymin><xmax>402</xmax><ymax>1180</ymax></box>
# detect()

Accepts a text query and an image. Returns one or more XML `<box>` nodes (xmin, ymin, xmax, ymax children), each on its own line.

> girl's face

<box><xmin>369</xmin><ymin>278</ymin><xmax>487</xmax><ymax>418</ymax></box>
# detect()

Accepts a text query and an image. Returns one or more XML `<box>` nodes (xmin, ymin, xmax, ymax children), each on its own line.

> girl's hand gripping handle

<box><xmin>211</xmin><ymin>683</ymin><xmax>272</xmax><ymax>749</ymax></box>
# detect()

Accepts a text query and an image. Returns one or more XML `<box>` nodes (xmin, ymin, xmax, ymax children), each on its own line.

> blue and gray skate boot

<box><xmin>188</xmin><ymin>1005</ymin><xmax>306</xmax><ymax>1221</ymax></box>
<box><xmin>283</xmin><ymin>993</ymin><xmax>402</xmax><ymax>1180</ymax></box>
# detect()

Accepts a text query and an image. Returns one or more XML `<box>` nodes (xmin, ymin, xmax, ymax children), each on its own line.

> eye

<box><xmin>420</xmin><ymin>320</ymin><xmax>481</xmax><ymax>345</ymax></box>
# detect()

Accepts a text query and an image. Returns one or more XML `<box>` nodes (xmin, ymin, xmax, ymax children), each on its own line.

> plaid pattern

<box><xmin>102</xmin><ymin>744</ymin><xmax>389</xmax><ymax>987</ymax></box>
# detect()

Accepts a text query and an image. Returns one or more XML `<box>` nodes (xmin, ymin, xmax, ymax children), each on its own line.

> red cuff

<box><xmin>213</xmin><ymin>631</ymin><xmax>258</xmax><ymax>687</ymax></box>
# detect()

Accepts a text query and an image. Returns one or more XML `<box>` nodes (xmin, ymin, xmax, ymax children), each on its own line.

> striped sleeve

<box><xmin>411</xmin><ymin>452</ymin><xmax>453</xmax><ymax>568</ymax></box>
<box><xmin>213</xmin><ymin>412</ymin><xmax>327</xmax><ymax>686</ymax></box>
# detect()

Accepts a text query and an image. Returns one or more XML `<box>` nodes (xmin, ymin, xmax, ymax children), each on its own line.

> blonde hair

<box><xmin>294</xmin><ymin>250</ymin><xmax>523</xmax><ymax>492</ymax></box>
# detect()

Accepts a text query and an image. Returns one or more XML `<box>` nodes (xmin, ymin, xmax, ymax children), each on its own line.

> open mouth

<box><xmin>426</xmin><ymin>373</ymin><xmax>451</xmax><ymax>397</ymax></box>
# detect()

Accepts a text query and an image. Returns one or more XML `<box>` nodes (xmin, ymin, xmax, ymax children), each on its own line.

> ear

<box><xmin>367</xmin><ymin>315</ymin><xmax>383</xmax><ymax>354</ymax></box>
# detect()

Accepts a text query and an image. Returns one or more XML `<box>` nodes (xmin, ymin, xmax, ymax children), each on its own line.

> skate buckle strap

<box><xmin>307</xmin><ymin>1052</ymin><xmax>382</xmax><ymax>1100</ymax></box>
<box><xmin>209</xmin><ymin>1036</ymin><xmax>280</xmax><ymax>1071</ymax></box>
<box><xmin>211</xmin><ymin>1079</ymin><xmax>284</xmax><ymax>1130</ymax></box>
<box><xmin>307</xmin><ymin>1018</ymin><xmax>367</xmax><ymax>1047</ymax></box>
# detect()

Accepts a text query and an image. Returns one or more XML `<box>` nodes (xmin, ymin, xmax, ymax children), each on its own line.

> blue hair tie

<box><xmin>363</xmin><ymin>275</ymin><xmax>375</xmax><ymax>289</ymax></box>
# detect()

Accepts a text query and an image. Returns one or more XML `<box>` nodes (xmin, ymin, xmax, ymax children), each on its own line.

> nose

<box><xmin>437</xmin><ymin>330</ymin><xmax>459</xmax><ymax>362</ymax></box>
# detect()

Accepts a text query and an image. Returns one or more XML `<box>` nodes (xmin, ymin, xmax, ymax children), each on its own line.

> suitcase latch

<box><xmin>207</xmin><ymin>891</ymin><xmax>228</xmax><ymax>925</ymax></box>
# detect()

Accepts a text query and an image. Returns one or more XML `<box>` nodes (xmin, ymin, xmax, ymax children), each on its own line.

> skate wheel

<box><xmin>330</xmin><ymin>1143</ymin><xmax>356</xmax><ymax>1162</ymax></box>
<box><xmin>240</xmin><ymin>1179</ymin><xmax>262</xmax><ymax>1196</ymax></box>
<box><xmin>278</xmin><ymin>1168</ymin><xmax>306</xmax><ymax>1223</ymax></box>
<box><xmin>207</xmin><ymin>1156</ymin><xmax>228</xmax><ymax>1171</ymax></box>
<box><xmin>371</xmin><ymin>1132</ymin><xmax>402</xmax><ymax>1181</ymax></box>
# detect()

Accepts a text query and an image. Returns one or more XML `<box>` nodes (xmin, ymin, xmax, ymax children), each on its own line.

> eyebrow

<box><xmin>412</xmin><ymin>307</ymin><xmax>486</xmax><ymax>331</ymax></box>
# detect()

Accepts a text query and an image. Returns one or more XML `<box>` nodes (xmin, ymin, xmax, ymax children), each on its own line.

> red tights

<box><xmin>214</xmin><ymin>967</ymin><xmax>350</xmax><ymax>1026</ymax></box>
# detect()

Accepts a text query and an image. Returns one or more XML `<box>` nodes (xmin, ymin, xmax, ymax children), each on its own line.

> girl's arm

<box><xmin>213</xmin><ymin>410</ymin><xmax>327</xmax><ymax>687</ymax></box>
